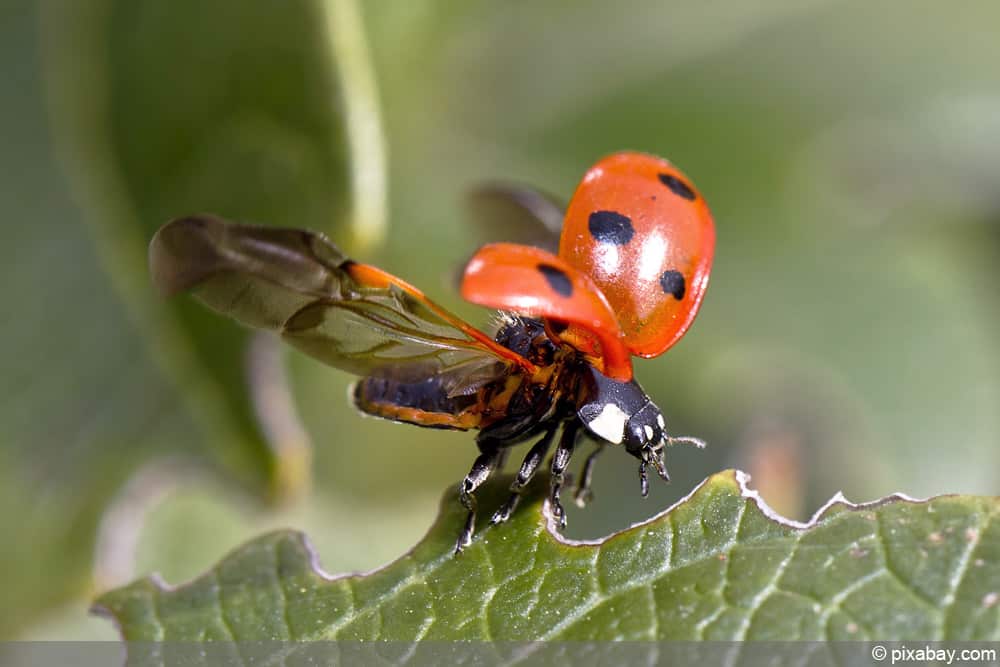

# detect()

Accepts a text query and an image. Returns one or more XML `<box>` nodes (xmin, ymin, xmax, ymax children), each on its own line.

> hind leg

<box><xmin>455</xmin><ymin>442</ymin><xmax>505</xmax><ymax>554</ymax></box>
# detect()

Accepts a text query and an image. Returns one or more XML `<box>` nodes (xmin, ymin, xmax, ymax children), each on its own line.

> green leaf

<box><xmin>96</xmin><ymin>470</ymin><xmax>1000</xmax><ymax>642</ymax></box>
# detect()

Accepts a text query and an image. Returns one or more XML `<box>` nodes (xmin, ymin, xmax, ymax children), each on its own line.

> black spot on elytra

<box><xmin>588</xmin><ymin>210</ymin><xmax>634</xmax><ymax>245</ymax></box>
<box><xmin>538</xmin><ymin>264</ymin><xmax>573</xmax><ymax>298</ymax></box>
<box><xmin>660</xmin><ymin>270</ymin><xmax>686</xmax><ymax>300</ymax></box>
<box><xmin>658</xmin><ymin>173</ymin><xmax>696</xmax><ymax>201</ymax></box>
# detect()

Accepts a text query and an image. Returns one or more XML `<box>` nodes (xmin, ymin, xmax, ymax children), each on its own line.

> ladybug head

<box><xmin>622</xmin><ymin>401</ymin><xmax>666</xmax><ymax>455</ymax></box>
<box><xmin>620</xmin><ymin>401</ymin><xmax>675</xmax><ymax>492</ymax></box>
<box><xmin>577</xmin><ymin>368</ymin><xmax>665</xmax><ymax>456</ymax></box>
<box><xmin>577</xmin><ymin>367</ymin><xmax>704</xmax><ymax>493</ymax></box>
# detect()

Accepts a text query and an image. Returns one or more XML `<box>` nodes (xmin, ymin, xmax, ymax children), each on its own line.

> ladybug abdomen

<box><xmin>352</xmin><ymin>376</ymin><xmax>482</xmax><ymax>430</ymax></box>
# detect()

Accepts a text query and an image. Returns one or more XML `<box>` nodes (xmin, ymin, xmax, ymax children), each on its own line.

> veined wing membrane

<box><xmin>282</xmin><ymin>285</ymin><xmax>510</xmax><ymax>390</ymax></box>
<box><xmin>150</xmin><ymin>215</ymin><xmax>533</xmax><ymax>391</ymax></box>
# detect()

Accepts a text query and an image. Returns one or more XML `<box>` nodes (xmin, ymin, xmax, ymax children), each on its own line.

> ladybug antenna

<box><xmin>666</xmin><ymin>435</ymin><xmax>707</xmax><ymax>449</ymax></box>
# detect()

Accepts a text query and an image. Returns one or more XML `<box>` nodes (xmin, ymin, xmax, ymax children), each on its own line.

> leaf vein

<box><xmin>209</xmin><ymin>571</ymin><xmax>236</xmax><ymax>642</ymax></box>
<box><xmin>148</xmin><ymin>585</ymin><xmax>167</xmax><ymax>642</ymax></box>
<box><xmin>731</xmin><ymin>535</ymin><xmax>798</xmax><ymax>640</ymax></box>
<box><xmin>644</xmin><ymin>585</ymin><xmax>659</xmax><ymax>639</ymax></box>
<box><xmin>695</xmin><ymin>602</ymin><xmax>726</xmax><ymax>639</ymax></box>
<box><xmin>326</xmin><ymin>551</ymin><xmax>451</xmax><ymax>637</ymax></box>
<box><xmin>940</xmin><ymin>511</ymin><xmax>987</xmax><ymax>638</ymax></box>
<box><xmin>874</xmin><ymin>513</ymin><xmax>942</xmax><ymax>613</ymax></box>
<box><xmin>816</xmin><ymin>567</ymin><xmax>886</xmax><ymax>631</ymax></box>
<box><xmin>271</xmin><ymin>541</ymin><xmax>294</xmax><ymax>640</ymax></box>
<box><xmin>477</xmin><ymin>543</ymin><xmax>499</xmax><ymax>640</ymax></box>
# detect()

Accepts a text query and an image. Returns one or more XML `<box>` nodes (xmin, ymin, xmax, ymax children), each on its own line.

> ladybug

<box><xmin>149</xmin><ymin>151</ymin><xmax>715</xmax><ymax>553</ymax></box>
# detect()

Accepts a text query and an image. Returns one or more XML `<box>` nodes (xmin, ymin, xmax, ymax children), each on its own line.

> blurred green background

<box><xmin>3</xmin><ymin>0</ymin><xmax>999</xmax><ymax>640</ymax></box>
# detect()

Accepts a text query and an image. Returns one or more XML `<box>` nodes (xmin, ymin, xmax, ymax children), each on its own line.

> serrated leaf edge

<box><xmin>94</xmin><ymin>468</ymin><xmax>945</xmax><ymax>602</ymax></box>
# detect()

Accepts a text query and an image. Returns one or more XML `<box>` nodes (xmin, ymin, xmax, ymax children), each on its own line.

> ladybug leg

<box><xmin>634</xmin><ymin>434</ymin><xmax>706</xmax><ymax>500</ymax></box>
<box><xmin>573</xmin><ymin>443</ymin><xmax>604</xmax><ymax>508</ymax></box>
<box><xmin>456</xmin><ymin>443</ymin><xmax>504</xmax><ymax>554</ymax></box>
<box><xmin>548</xmin><ymin>421</ymin><xmax>581</xmax><ymax>531</ymax></box>
<box><xmin>491</xmin><ymin>425</ymin><xmax>558</xmax><ymax>525</ymax></box>
<box><xmin>638</xmin><ymin>459</ymin><xmax>650</xmax><ymax>498</ymax></box>
<box><xmin>637</xmin><ymin>445</ymin><xmax>672</xmax><ymax>498</ymax></box>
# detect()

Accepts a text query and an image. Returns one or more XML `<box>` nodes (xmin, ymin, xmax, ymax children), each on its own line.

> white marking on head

<box><xmin>586</xmin><ymin>403</ymin><xmax>628</xmax><ymax>444</ymax></box>
<box><xmin>657</xmin><ymin>414</ymin><xmax>665</xmax><ymax>429</ymax></box>
<box><xmin>643</xmin><ymin>424</ymin><xmax>654</xmax><ymax>440</ymax></box>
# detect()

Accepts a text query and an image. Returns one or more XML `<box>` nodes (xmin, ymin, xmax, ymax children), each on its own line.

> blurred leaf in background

<box><xmin>2</xmin><ymin>0</ymin><xmax>999</xmax><ymax>640</ymax></box>
<box><xmin>42</xmin><ymin>0</ymin><xmax>360</xmax><ymax>499</ymax></box>
<box><xmin>6</xmin><ymin>0</ymin><xmax>385</xmax><ymax>638</ymax></box>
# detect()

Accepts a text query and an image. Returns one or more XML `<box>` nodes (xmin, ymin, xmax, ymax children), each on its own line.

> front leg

<box><xmin>549</xmin><ymin>421</ymin><xmax>581</xmax><ymax>531</ymax></box>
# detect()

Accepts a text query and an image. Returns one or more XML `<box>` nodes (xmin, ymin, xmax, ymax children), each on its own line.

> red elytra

<box><xmin>560</xmin><ymin>151</ymin><xmax>715</xmax><ymax>359</ymax></box>
<box><xmin>462</xmin><ymin>151</ymin><xmax>715</xmax><ymax>379</ymax></box>
<box><xmin>461</xmin><ymin>242</ymin><xmax>632</xmax><ymax>380</ymax></box>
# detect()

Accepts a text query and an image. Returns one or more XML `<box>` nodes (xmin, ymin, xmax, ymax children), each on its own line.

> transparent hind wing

<box><xmin>150</xmin><ymin>215</ymin><xmax>534</xmax><ymax>391</ymax></box>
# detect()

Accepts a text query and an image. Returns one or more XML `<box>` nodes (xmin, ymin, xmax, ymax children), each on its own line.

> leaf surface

<box><xmin>97</xmin><ymin>471</ymin><xmax>1000</xmax><ymax>642</ymax></box>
